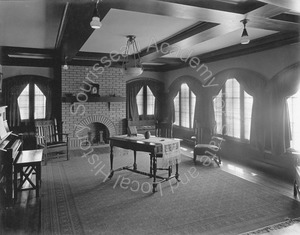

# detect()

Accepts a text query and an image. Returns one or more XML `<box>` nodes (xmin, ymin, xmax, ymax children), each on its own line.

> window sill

<box><xmin>218</xmin><ymin>135</ymin><xmax>250</xmax><ymax>145</ymax></box>
<box><xmin>286</xmin><ymin>148</ymin><xmax>300</xmax><ymax>155</ymax></box>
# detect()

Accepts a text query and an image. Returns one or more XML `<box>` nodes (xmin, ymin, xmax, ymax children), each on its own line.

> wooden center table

<box><xmin>108</xmin><ymin>135</ymin><xmax>181</xmax><ymax>193</ymax></box>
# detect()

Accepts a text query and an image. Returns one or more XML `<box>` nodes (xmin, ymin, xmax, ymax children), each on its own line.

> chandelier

<box><xmin>121</xmin><ymin>35</ymin><xmax>144</xmax><ymax>77</ymax></box>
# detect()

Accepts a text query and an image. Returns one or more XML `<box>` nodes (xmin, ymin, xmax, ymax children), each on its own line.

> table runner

<box><xmin>142</xmin><ymin>137</ymin><xmax>181</xmax><ymax>168</ymax></box>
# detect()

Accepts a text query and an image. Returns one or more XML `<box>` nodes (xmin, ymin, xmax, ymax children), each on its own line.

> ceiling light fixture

<box><xmin>90</xmin><ymin>0</ymin><xmax>102</xmax><ymax>29</ymax></box>
<box><xmin>121</xmin><ymin>35</ymin><xmax>143</xmax><ymax>77</ymax></box>
<box><xmin>240</xmin><ymin>19</ymin><xmax>250</xmax><ymax>45</ymax></box>
<box><xmin>63</xmin><ymin>56</ymin><xmax>69</xmax><ymax>70</ymax></box>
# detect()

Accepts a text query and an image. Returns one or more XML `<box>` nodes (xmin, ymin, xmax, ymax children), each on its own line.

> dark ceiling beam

<box><xmin>1</xmin><ymin>46</ymin><xmax>55</xmax><ymax>67</ymax></box>
<box><xmin>247</xmin><ymin>16</ymin><xmax>299</xmax><ymax>32</ymax></box>
<box><xmin>55</xmin><ymin>2</ymin><xmax>70</xmax><ymax>50</ymax></box>
<box><xmin>60</xmin><ymin>1</ymin><xmax>95</xmax><ymax>61</ymax></box>
<box><xmin>1</xmin><ymin>57</ymin><xmax>55</xmax><ymax>67</ymax></box>
<box><xmin>2</xmin><ymin>46</ymin><xmax>54</xmax><ymax>56</ymax></box>
<box><xmin>247</xmin><ymin>4</ymin><xmax>288</xmax><ymax>18</ymax></box>
<box><xmin>159</xmin><ymin>31</ymin><xmax>300</xmax><ymax>72</ymax></box>
<box><xmin>199</xmin><ymin>32</ymin><xmax>300</xmax><ymax>63</ymax></box>
<box><xmin>139</xmin><ymin>22</ymin><xmax>219</xmax><ymax>62</ymax></box>
<box><xmin>257</xmin><ymin>0</ymin><xmax>300</xmax><ymax>14</ymax></box>
<box><xmin>246</xmin><ymin>1</ymin><xmax>299</xmax><ymax>31</ymax></box>
<box><xmin>69</xmin><ymin>56</ymin><xmax>161</xmax><ymax>72</ymax></box>
<box><xmin>141</xmin><ymin>24</ymin><xmax>241</xmax><ymax>62</ymax></box>
<box><xmin>155</xmin><ymin>0</ymin><xmax>265</xmax><ymax>14</ymax></box>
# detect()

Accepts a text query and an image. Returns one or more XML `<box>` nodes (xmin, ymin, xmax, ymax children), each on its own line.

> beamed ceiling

<box><xmin>0</xmin><ymin>0</ymin><xmax>299</xmax><ymax>71</ymax></box>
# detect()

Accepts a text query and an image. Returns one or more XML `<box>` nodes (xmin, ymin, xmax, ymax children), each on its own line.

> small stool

<box><xmin>14</xmin><ymin>149</ymin><xmax>43</xmax><ymax>201</ymax></box>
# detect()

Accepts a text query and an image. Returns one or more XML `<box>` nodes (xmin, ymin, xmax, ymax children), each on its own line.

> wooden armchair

<box><xmin>35</xmin><ymin>119</ymin><xmax>69</xmax><ymax>165</ymax></box>
<box><xmin>153</xmin><ymin>122</ymin><xmax>174</xmax><ymax>177</ymax></box>
<box><xmin>155</xmin><ymin>122</ymin><xmax>173</xmax><ymax>138</ymax></box>
<box><xmin>294</xmin><ymin>153</ymin><xmax>300</xmax><ymax>197</ymax></box>
<box><xmin>191</xmin><ymin>126</ymin><xmax>224</xmax><ymax>167</ymax></box>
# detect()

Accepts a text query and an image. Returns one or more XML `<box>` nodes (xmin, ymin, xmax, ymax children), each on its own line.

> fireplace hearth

<box><xmin>87</xmin><ymin>122</ymin><xmax>109</xmax><ymax>145</ymax></box>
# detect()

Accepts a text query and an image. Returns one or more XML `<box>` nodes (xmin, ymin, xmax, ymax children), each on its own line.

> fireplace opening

<box><xmin>87</xmin><ymin>122</ymin><xmax>109</xmax><ymax>145</ymax></box>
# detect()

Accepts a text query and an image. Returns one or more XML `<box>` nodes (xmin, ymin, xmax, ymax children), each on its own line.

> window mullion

<box><xmin>189</xmin><ymin>90</ymin><xmax>191</xmax><ymax>128</ymax></box>
<box><xmin>29</xmin><ymin>82</ymin><xmax>35</xmax><ymax>121</ymax></box>
<box><xmin>179</xmin><ymin>89</ymin><xmax>182</xmax><ymax>126</ymax></box>
<box><xmin>144</xmin><ymin>86</ymin><xmax>146</xmax><ymax>118</ymax></box>
<box><xmin>222</xmin><ymin>87</ymin><xmax>226</xmax><ymax>135</ymax></box>
<box><xmin>240</xmin><ymin>87</ymin><xmax>244</xmax><ymax>140</ymax></box>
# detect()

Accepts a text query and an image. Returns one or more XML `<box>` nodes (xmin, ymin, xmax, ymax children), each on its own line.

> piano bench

<box><xmin>13</xmin><ymin>149</ymin><xmax>43</xmax><ymax>202</ymax></box>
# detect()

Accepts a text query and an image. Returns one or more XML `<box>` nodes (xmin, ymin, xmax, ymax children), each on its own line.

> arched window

<box><xmin>287</xmin><ymin>89</ymin><xmax>300</xmax><ymax>151</ymax></box>
<box><xmin>214</xmin><ymin>78</ymin><xmax>253</xmax><ymax>140</ymax></box>
<box><xmin>18</xmin><ymin>83</ymin><xmax>46</xmax><ymax>121</ymax></box>
<box><xmin>174</xmin><ymin>83</ymin><xmax>196</xmax><ymax>129</ymax></box>
<box><xmin>136</xmin><ymin>85</ymin><xmax>155</xmax><ymax>118</ymax></box>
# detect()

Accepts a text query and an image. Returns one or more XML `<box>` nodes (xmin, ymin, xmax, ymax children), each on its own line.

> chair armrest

<box><xmin>35</xmin><ymin>134</ymin><xmax>45</xmax><ymax>140</ymax></box>
<box><xmin>59</xmin><ymin>133</ymin><xmax>69</xmax><ymax>137</ymax></box>
<box><xmin>195</xmin><ymin>144</ymin><xmax>219</xmax><ymax>150</ymax></box>
<box><xmin>212</xmin><ymin>136</ymin><xmax>225</xmax><ymax>142</ymax></box>
<box><xmin>191</xmin><ymin>136</ymin><xmax>196</xmax><ymax>140</ymax></box>
<box><xmin>56</xmin><ymin>133</ymin><xmax>69</xmax><ymax>141</ymax></box>
<box><xmin>35</xmin><ymin>135</ymin><xmax>47</xmax><ymax>146</ymax></box>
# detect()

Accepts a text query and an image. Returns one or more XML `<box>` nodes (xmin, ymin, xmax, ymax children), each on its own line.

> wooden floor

<box><xmin>180</xmin><ymin>144</ymin><xmax>300</xmax><ymax>201</ymax></box>
<box><xmin>0</xmin><ymin>146</ymin><xmax>299</xmax><ymax>234</ymax></box>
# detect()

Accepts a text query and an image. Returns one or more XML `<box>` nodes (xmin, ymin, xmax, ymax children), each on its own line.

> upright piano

<box><xmin>0</xmin><ymin>106</ymin><xmax>23</xmax><ymax>207</ymax></box>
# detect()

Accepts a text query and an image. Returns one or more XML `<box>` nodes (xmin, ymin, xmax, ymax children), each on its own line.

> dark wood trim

<box><xmin>256</xmin><ymin>0</ymin><xmax>300</xmax><ymax>13</ymax></box>
<box><xmin>199</xmin><ymin>32</ymin><xmax>300</xmax><ymax>63</ymax></box>
<box><xmin>55</xmin><ymin>2</ymin><xmax>70</xmax><ymax>50</ymax></box>
<box><xmin>1</xmin><ymin>58</ymin><xmax>55</xmax><ymax>67</ymax></box>
<box><xmin>60</xmin><ymin>1</ymin><xmax>95</xmax><ymax>61</ymax></box>
<box><xmin>53</xmin><ymin>54</ymin><xmax>62</xmax><ymax>133</ymax></box>
<box><xmin>158</xmin><ymin>31</ymin><xmax>300</xmax><ymax>72</ymax></box>
<box><xmin>2</xmin><ymin>46</ymin><xmax>54</xmax><ymax>56</ymax></box>
<box><xmin>140</xmin><ymin>22</ymin><xmax>218</xmax><ymax>62</ymax></box>
<box><xmin>156</xmin><ymin>0</ymin><xmax>265</xmax><ymax>14</ymax></box>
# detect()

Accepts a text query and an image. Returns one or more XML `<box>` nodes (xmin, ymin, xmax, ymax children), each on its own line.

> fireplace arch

<box><xmin>74</xmin><ymin>115</ymin><xmax>117</xmax><ymax>137</ymax></box>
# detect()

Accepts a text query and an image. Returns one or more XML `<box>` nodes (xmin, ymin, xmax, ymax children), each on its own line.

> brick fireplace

<box><xmin>61</xmin><ymin>66</ymin><xmax>126</xmax><ymax>149</ymax></box>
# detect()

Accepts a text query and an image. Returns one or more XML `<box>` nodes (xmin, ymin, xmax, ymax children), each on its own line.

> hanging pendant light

<box><xmin>240</xmin><ymin>19</ymin><xmax>250</xmax><ymax>45</ymax></box>
<box><xmin>90</xmin><ymin>0</ymin><xmax>102</xmax><ymax>29</ymax></box>
<box><xmin>121</xmin><ymin>35</ymin><xmax>144</xmax><ymax>77</ymax></box>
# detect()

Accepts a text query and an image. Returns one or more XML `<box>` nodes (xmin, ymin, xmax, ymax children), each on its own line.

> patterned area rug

<box><xmin>41</xmin><ymin>148</ymin><xmax>300</xmax><ymax>235</ymax></box>
<box><xmin>240</xmin><ymin>217</ymin><xmax>300</xmax><ymax>234</ymax></box>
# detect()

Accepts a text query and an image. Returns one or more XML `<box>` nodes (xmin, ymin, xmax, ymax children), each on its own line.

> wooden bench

<box><xmin>127</xmin><ymin>120</ymin><xmax>156</xmax><ymax>135</ymax></box>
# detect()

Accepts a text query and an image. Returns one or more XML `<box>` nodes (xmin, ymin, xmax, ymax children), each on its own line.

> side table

<box><xmin>14</xmin><ymin>149</ymin><xmax>43</xmax><ymax>201</ymax></box>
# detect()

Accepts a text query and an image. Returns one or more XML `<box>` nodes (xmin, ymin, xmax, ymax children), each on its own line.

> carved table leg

<box><xmin>133</xmin><ymin>150</ymin><xmax>137</xmax><ymax>170</ymax></box>
<box><xmin>152</xmin><ymin>154</ymin><xmax>157</xmax><ymax>193</ymax></box>
<box><xmin>108</xmin><ymin>145</ymin><xmax>114</xmax><ymax>179</ymax></box>
<box><xmin>150</xmin><ymin>154</ymin><xmax>153</xmax><ymax>177</ymax></box>
<box><xmin>175</xmin><ymin>159</ymin><xmax>180</xmax><ymax>182</ymax></box>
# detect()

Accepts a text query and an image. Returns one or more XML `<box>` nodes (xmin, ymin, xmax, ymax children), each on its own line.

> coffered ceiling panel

<box><xmin>80</xmin><ymin>9</ymin><xmax>201</xmax><ymax>54</ymax></box>
<box><xmin>0</xmin><ymin>0</ymin><xmax>64</xmax><ymax>49</ymax></box>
